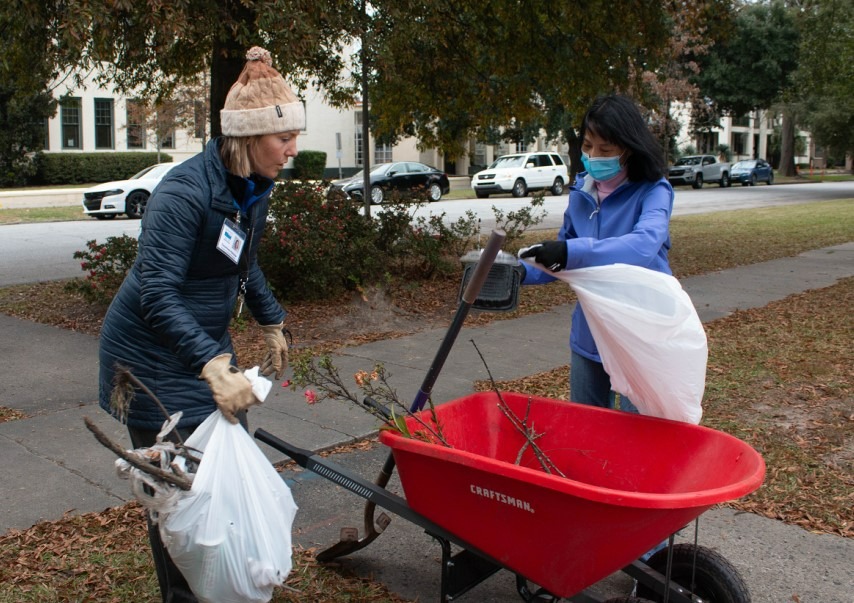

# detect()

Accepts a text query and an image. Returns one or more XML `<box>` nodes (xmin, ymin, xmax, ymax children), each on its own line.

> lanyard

<box><xmin>235</xmin><ymin>207</ymin><xmax>255</xmax><ymax>317</ymax></box>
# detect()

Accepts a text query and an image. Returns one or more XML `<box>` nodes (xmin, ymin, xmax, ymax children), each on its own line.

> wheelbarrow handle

<box><xmin>461</xmin><ymin>229</ymin><xmax>506</xmax><ymax>305</ymax></box>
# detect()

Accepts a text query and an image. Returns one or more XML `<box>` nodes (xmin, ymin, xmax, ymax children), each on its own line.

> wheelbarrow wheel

<box><xmin>604</xmin><ymin>598</ymin><xmax>656</xmax><ymax>603</ymax></box>
<box><xmin>636</xmin><ymin>543</ymin><xmax>751</xmax><ymax>603</ymax></box>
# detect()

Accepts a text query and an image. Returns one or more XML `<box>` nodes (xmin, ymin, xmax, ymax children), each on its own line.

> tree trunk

<box><xmin>209</xmin><ymin>40</ymin><xmax>246</xmax><ymax>138</ymax></box>
<box><xmin>208</xmin><ymin>1</ymin><xmax>256</xmax><ymax>138</ymax></box>
<box><xmin>565</xmin><ymin>128</ymin><xmax>582</xmax><ymax>183</ymax></box>
<box><xmin>779</xmin><ymin>109</ymin><xmax>797</xmax><ymax>177</ymax></box>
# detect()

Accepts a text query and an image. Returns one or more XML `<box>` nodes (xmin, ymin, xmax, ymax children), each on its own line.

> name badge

<box><xmin>216</xmin><ymin>218</ymin><xmax>246</xmax><ymax>264</ymax></box>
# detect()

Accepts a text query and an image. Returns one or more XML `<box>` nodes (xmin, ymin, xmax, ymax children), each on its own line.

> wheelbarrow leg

<box><xmin>515</xmin><ymin>575</ymin><xmax>560</xmax><ymax>602</ymax></box>
<box><xmin>315</xmin><ymin>460</ymin><xmax>394</xmax><ymax>563</ymax></box>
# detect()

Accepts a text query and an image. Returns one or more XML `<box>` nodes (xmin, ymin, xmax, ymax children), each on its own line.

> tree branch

<box><xmin>84</xmin><ymin>416</ymin><xmax>193</xmax><ymax>491</ymax></box>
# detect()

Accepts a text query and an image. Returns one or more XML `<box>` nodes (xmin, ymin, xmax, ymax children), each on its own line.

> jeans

<box><xmin>569</xmin><ymin>351</ymin><xmax>639</xmax><ymax>413</ymax></box>
<box><xmin>128</xmin><ymin>425</ymin><xmax>199</xmax><ymax>603</ymax></box>
<box><xmin>569</xmin><ymin>352</ymin><xmax>667</xmax><ymax>561</ymax></box>
<box><xmin>127</xmin><ymin>411</ymin><xmax>247</xmax><ymax>603</ymax></box>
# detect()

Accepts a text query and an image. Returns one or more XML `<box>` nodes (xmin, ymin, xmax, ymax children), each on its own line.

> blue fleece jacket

<box><xmin>522</xmin><ymin>172</ymin><xmax>674</xmax><ymax>362</ymax></box>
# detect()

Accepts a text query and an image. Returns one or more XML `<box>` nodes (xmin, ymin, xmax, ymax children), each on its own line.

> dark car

<box><xmin>329</xmin><ymin>161</ymin><xmax>450</xmax><ymax>204</ymax></box>
<box><xmin>730</xmin><ymin>159</ymin><xmax>774</xmax><ymax>186</ymax></box>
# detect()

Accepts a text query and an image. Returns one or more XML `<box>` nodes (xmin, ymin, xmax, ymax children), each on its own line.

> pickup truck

<box><xmin>668</xmin><ymin>155</ymin><xmax>731</xmax><ymax>188</ymax></box>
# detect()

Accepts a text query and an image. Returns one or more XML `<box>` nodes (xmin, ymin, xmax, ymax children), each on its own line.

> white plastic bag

<box><xmin>522</xmin><ymin>259</ymin><xmax>707</xmax><ymax>423</ymax></box>
<box><xmin>159</xmin><ymin>411</ymin><xmax>298</xmax><ymax>603</ymax></box>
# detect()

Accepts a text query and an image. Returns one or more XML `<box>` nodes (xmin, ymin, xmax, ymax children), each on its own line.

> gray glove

<box><xmin>201</xmin><ymin>353</ymin><xmax>258</xmax><ymax>424</ymax></box>
<box><xmin>259</xmin><ymin>323</ymin><xmax>289</xmax><ymax>380</ymax></box>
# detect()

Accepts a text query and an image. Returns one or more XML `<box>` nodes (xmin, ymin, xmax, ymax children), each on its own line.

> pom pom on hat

<box><xmin>221</xmin><ymin>46</ymin><xmax>306</xmax><ymax>137</ymax></box>
<box><xmin>245</xmin><ymin>46</ymin><xmax>273</xmax><ymax>66</ymax></box>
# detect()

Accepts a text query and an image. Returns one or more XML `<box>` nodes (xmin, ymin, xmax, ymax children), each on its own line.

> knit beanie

<box><xmin>220</xmin><ymin>47</ymin><xmax>306</xmax><ymax>137</ymax></box>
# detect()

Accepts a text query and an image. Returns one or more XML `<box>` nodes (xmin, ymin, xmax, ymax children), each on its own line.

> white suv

<box><xmin>471</xmin><ymin>152</ymin><xmax>568</xmax><ymax>198</ymax></box>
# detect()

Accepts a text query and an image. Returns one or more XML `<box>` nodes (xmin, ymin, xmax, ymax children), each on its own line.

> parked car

<box><xmin>730</xmin><ymin>159</ymin><xmax>774</xmax><ymax>186</ymax></box>
<box><xmin>471</xmin><ymin>152</ymin><xmax>568</xmax><ymax>198</ymax></box>
<box><xmin>668</xmin><ymin>155</ymin><xmax>731</xmax><ymax>188</ymax></box>
<box><xmin>82</xmin><ymin>162</ymin><xmax>182</xmax><ymax>219</ymax></box>
<box><xmin>329</xmin><ymin>161</ymin><xmax>450</xmax><ymax>204</ymax></box>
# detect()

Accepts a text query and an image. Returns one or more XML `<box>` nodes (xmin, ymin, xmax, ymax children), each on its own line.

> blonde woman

<box><xmin>98</xmin><ymin>47</ymin><xmax>300</xmax><ymax>602</ymax></box>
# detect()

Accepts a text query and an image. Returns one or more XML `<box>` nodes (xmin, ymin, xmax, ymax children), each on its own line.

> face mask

<box><xmin>581</xmin><ymin>151</ymin><xmax>624</xmax><ymax>181</ymax></box>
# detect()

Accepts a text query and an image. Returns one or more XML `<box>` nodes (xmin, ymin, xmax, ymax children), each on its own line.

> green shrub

<box><xmin>292</xmin><ymin>150</ymin><xmax>327</xmax><ymax>181</ymax></box>
<box><xmin>260</xmin><ymin>181</ymin><xmax>481</xmax><ymax>300</ymax></box>
<box><xmin>33</xmin><ymin>152</ymin><xmax>173</xmax><ymax>185</ymax></box>
<box><xmin>261</xmin><ymin>180</ymin><xmax>381</xmax><ymax>300</ymax></box>
<box><xmin>491</xmin><ymin>192</ymin><xmax>547</xmax><ymax>252</ymax></box>
<box><xmin>68</xmin><ymin>235</ymin><xmax>138</xmax><ymax>303</ymax></box>
<box><xmin>67</xmin><ymin>183</ymin><xmax>541</xmax><ymax>305</ymax></box>
<box><xmin>0</xmin><ymin>153</ymin><xmax>37</xmax><ymax>188</ymax></box>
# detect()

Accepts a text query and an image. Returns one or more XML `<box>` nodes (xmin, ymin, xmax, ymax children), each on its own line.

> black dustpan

<box><xmin>459</xmin><ymin>249</ymin><xmax>524</xmax><ymax>312</ymax></box>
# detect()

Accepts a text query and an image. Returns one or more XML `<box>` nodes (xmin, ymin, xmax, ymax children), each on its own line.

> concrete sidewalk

<box><xmin>1</xmin><ymin>243</ymin><xmax>852</xmax><ymax>602</ymax></box>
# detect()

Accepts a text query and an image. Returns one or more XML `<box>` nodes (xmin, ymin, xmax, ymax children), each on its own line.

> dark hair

<box><xmin>580</xmin><ymin>95</ymin><xmax>666</xmax><ymax>181</ymax></box>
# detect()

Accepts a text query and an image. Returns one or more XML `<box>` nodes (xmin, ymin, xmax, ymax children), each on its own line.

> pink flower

<box><xmin>304</xmin><ymin>390</ymin><xmax>317</xmax><ymax>404</ymax></box>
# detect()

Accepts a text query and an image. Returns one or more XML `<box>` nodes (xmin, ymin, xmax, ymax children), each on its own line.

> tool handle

<box><xmin>410</xmin><ymin>229</ymin><xmax>506</xmax><ymax>413</ymax></box>
<box><xmin>362</xmin><ymin>396</ymin><xmax>392</xmax><ymax>421</ymax></box>
<box><xmin>461</xmin><ymin>229</ymin><xmax>506</xmax><ymax>304</ymax></box>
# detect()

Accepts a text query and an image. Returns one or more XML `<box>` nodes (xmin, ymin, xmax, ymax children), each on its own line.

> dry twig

<box><xmin>83</xmin><ymin>416</ymin><xmax>193</xmax><ymax>490</ymax></box>
<box><xmin>470</xmin><ymin>339</ymin><xmax>565</xmax><ymax>477</ymax></box>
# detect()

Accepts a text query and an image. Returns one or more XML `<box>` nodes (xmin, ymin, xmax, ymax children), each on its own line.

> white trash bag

<box><xmin>521</xmin><ymin>257</ymin><xmax>707</xmax><ymax>424</ymax></box>
<box><xmin>159</xmin><ymin>411</ymin><xmax>298</xmax><ymax>603</ymax></box>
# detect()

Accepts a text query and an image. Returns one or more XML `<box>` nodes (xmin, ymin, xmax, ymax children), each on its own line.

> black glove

<box><xmin>520</xmin><ymin>240</ymin><xmax>568</xmax><ymax>272</ymax></box>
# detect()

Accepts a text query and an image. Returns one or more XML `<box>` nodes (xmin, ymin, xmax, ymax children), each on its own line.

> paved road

<box><xmin>422</xmin><ymin>180</ymin><xmax>854</xmax><ymax>231</ymax></box>
<box><xmin>0</xmin><ymin>181</ymin><xmax>852</xmax><ymax>286</ymax></box>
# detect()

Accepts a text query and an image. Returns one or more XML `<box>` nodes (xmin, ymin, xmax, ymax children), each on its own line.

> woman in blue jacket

<box><xmin>98</xmin><ymin>47</ymin><xmax>300</xmax><ymax>602</ymax></box>
<box><xmin>521</xmin><ymin>94</ymin><xmax>674</xmax><ymax>413</ymax></box>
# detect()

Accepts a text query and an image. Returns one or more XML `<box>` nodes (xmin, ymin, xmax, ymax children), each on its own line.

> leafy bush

<box><xmin>67</xmin><ymin>183</ymin><xmax>542</xmax><ymax>305</ymax></box>
<box><xmin>34</xmin><ymin>152</ymin><xmax>173</xmax><ymax>185</ymax></box>
<box><xmin>261</xmin><ymin>180</ymin><xmax>382</xmax><ymax>300</ymax></box>
<box><xmin>717</xmin><ymin>144</ymin><xmax>733</xmax><ymax>162</ymax></box>
<box><xmin>292</xmin><ymin>150</ymin><xmax>327</xmax><ymax>181</ymax></box>
<box><xmin>678</xmin><ymin>144</ymin><xmax>697</xmax><ymax>158</ymax></box>
<box><xmin>260</xmin><ymin>181</ymin><xmax>480</xmax><ymax>300</ymax></box>
<box><xmin>0</xmin><ymin>153</ymin><xmax>37</xmax><ymax>188</ymax></box>
<box><xmin>491</xmin><ymin>192</ymin><xmax>547</xmax><ymax>251</ymax></box>
<box><xmin>68</xmin><ymin>235</ymin><xmax>138</xmax><ymax>304</ymax></box>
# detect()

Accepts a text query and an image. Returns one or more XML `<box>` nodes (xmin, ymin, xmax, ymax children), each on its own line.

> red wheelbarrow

<box><xmin>382</xmin><ymin>391</ymin><xmax>765</xmax><ymax>601</ymax></box>
<box><xmin>256</xmin><ymin>391</ymin><xmax>764</xmax><ymax>602</ymax></box>
<box><xmin>255</xmin><ymin>230</ymin><xmax>765</xmax><ymax>602</ymax></box>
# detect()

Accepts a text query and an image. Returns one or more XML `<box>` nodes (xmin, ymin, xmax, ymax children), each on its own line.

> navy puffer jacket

<box><xmin>99</xmin><ymin>139</ymin><xmax>285</xmax><ymax>430</ymax></box>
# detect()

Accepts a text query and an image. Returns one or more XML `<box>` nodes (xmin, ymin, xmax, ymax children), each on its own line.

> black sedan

<box><xmin>329</xmin><ymin>161</ymin><xmax>450</xmax><ymax>204</ymax></box>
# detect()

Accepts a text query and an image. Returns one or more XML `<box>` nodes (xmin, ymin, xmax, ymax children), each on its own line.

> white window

<box><xmin>354</xmin><ymin>111</ymin><xmax>365</xmax><ymax>167</ymax></box>
<box><xmin>94</xmin><ymin>98</ymin><xmax>114</xmax><ymax>149</ymax></box>
<box><xmin>375</xmin><ymin>142</ymin><xmax>392</xmax><ymax>164</ymax></box>
<box><xmin>61</xmin><ymin>97</ymin><xmax>82</xmax><ymax>149</ymax></box>
<box><xmin>126</xmin><ymin>100</ymin><xmax>146</xmax><ymax>149</ymax></box>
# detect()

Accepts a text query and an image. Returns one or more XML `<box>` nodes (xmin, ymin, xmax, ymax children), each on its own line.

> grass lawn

<box><xmin>0</xmin><ymin>205</ymin><xmax>90</xmax><ymax>225</ymax></box>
